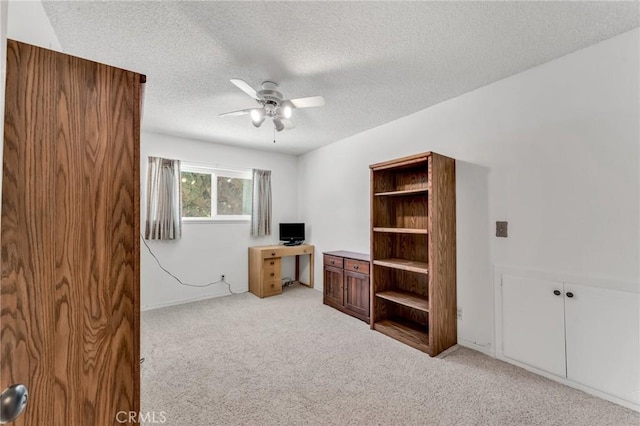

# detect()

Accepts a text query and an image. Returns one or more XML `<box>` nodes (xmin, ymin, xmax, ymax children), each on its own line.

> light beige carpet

<box><xmin>141</xmin><ymin>284</ymin><xmax>639</xmax><ymax>426</ymax></box>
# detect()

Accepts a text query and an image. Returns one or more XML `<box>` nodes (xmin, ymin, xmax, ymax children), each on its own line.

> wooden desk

<box><xmin>248</xmin><ymin>244</ymin><xmax>314</xmax><ymax>298</ymax></box>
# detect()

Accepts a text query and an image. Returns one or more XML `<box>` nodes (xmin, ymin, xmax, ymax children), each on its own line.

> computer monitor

<box><xmin>279</xmin><ymin>223</ymin><xmax>305</xmax><ymax>245</ymax></box>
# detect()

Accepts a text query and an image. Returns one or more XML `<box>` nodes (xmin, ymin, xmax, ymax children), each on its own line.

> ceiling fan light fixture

<box><xmin>283</xmin><ymin>105</ymin><xmax>292</xmax><ymax>119</ymax></box>
<box><xmin>250</xmin><ymin>108</ymin><xmax>263</xmax><ymax>122</ymax></box>
<box><xmin>273</xmin><ymin>117</ymin><xmax>284</xmax><ymax>132</ymax></box>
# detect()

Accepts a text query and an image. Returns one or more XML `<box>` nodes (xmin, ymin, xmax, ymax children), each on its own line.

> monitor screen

<box><xmin>279</xmin><ymin>223</ymin><xmax>305</xmax><ymax>242</ymax></box>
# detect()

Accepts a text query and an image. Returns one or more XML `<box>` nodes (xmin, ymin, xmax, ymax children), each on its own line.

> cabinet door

<box><xmin>502</xmin><ymin>275</ymin><xmax>566</xmax><ymax>377</ymax></box>
<box><xmin>565</xmin><ymin>283</ymin><xmax>640</xmax><ymax>404</ymax></box>
<box><xmin>344</xmin><ymin>270</ymin><xmax>370</xmax><ymax>320</ymax></box>
<box><xmin>323</xmin><ymin>266</ymin><xmax>344</xmax><ymax>309</ymax></box>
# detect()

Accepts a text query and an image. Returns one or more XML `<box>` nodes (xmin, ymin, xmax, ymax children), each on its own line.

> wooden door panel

<box><xmin>1</xmin><ymin>40</ymin><xmax>140</xmax><ymax>425</ymax></box>
<box><xmin>344</xmin><ymin>270</ymin><xmax>369</xmax><ymax>319</ymax></box>
<box><xmin>1</xmin><ymin>39</ymin><xmax>57</xmax><ymax>424</ymax></box>
<box><xmin>323</xmin><ymin>266</ymin><xmax>343</xmax><ymax>309</ymax></box>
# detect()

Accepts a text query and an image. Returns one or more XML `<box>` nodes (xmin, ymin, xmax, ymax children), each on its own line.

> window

<box><xmin>181</xmin><ymin>164</ymin><xmax>252</xmax><ymax>221</ymax></box>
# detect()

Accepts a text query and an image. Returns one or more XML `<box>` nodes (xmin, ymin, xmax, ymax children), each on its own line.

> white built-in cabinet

<box><xmin>499</xmin><ymin>273</ymin><xmax>640</xmax><ymax>410</ymax></box>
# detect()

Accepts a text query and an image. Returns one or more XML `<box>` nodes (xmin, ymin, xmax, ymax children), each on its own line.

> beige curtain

<box><xmin>251</xmin><ymin>169</ymin><xmax>271</xmax><ymax>236</ymax></box>
<box><xmin>145</xmin><ymin>156</ymin><xmax>182</xmax><ymax>240</ymax></box>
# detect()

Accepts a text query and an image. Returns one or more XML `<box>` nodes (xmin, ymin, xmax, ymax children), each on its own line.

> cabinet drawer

<box><xmin>324</xmin><ymin>255</ymin><xmax>343</xmax><ymax>268</ymax></box>
<box><xmin>344</xmin><ymin>259</ymin><xmax>370</xmax><ymax>275</ymax></box>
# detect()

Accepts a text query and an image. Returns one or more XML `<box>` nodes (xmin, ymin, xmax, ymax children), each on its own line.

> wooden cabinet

<box><xmin>501</xmin><ymin>275</ymin><xmax>640</xmax><ymax>407</ymax></box>
<box><xmin>370</xmin><ymin>152</ymin><xmax>456</xmax><ymax>356</ymax></box>
<box><xmin>323</xmin><ymin>251</ymin><xmax>370</xmax><ymax>323</ymax></box>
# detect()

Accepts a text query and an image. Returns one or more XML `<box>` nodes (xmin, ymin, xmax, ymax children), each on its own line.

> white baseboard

<box><xmin>141</xmin><ymin>289</ymin><xmax>244</xmax><ymax>311</ymax></box>
<box><xmin>495</xmin><ymin>353</ymin><xmax>640</xmax><ymax>412</ymax></box>
<box><xmin>458</xmin><ymin>338</ymin><xmax>495</xmax><ymax>357</ymax></box>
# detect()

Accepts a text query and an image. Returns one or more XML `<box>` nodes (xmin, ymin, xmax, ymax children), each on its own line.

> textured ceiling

<box><xmin>42</xmin><ymin>1</ymin><xmax>639</xmax><ymax>155</ymax></box>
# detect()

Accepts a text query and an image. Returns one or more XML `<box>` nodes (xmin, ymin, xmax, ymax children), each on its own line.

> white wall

<box><xmin>298</xmin><ymin>29</ymin><xmax>640</xmax><ymax>354</ymax></box>
<box><xmin>140</xmin><ymin>132</ymin><xmax>299</xmax><ymax>310</ymax></box>
<box><xmin>6</xmin><ymin>0</ymin><xmax>61</xmax><ymax>51</ymax></box>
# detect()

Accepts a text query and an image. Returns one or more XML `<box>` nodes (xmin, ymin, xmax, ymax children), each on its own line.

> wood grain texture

<box><xmin>372</xmin><ymin>259</ymin><xmax>429</xmax><ymax>274</ymax></box>
<box><xmin>248</xmin><ymin>245</ymin><xmax>314</xmax><ymax>298</ymax></box>
<box><xmin>373</xmin><ymin>318</ymin><xmax>429</xmax><ymax>352</ymax></box>
<box><xmin>323</xmin><ymin>251</ymin><xmax>370</xmax><ymax>323</ymax></box>
<box><xmin>1</xmin><ymin>40</ymin><xmax>140</xmax><ymax>425</ymax></box>
<box><xmin>2</xmin><ymin>39</ymin><xmax>57</xmax><ymax>425</ymax></box>
<box><xmin>323</xmin><ymin>265</ymin><xmax>344</xmax><ymax>309</ymax></box>
<box><xmin>375</xmin><ymin>290</ymin><xmax>429</xmax><ymax>312</ymax></box>
<box><xmin>370</xmin><ymin>151</ymin><xmax>455</xmax><ymax>356</ymax></box>
<box><xmin>344</xmin><ymin>270</ymin><xmax>370</xmax><ymax>322</ymax></box>
<box><xmin>428</xmin><ymin>153</ymin><xmax>457</xmax><ymax>356</ymax></box>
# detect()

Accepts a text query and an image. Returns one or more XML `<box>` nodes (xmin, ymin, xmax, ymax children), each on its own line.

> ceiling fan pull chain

<box><xmin>273</xmin><ymin>125</ymin><xmax>276</xmax><ymax>143</ymax></box>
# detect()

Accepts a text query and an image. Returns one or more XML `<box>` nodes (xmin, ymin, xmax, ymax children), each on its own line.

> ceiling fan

<box><xmin>219</xmin><ymin>79</ymin><xmax>325</xmax><ymax>132</ymax></box>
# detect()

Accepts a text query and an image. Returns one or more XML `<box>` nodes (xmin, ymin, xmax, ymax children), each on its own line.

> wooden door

<box><xmin>344</xmin><ymin>270</ymin><xmax>369</xmax><ymax>322</ymax></box>
<box><xmin>323</xmin><ymin>266</ymin><xmax>344</xmax><ymax>309</ymax></box>
<box><xmin>501</xmin><ymin>275</ymin><xmax>566</xmax><ymax>377</ymax></box>
<box><xmin>1</xmin><ymin>40</ymin><xmax>141</xmax><ymax>425</ymax></box>
<box><xmin>564</xmin><ymin>283</ymin><xmax>640</xmax><ymax>405</ymax></box>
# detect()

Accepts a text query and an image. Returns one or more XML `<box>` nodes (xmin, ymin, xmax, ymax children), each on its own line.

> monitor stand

<box><xmin>283</xmin><ymin>241</ymin><xmax>302</xmax><ymax>246</ymax></box>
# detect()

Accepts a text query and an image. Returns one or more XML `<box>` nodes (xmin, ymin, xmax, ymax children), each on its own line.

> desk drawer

<box><xmin>262</xmin><ymin>262</ymin><xmax>281</xmax><ymax>282</ymax></box>
<box><xmin>324</xmin><ymin>255</ymin><xmax>343</xmax><ymax>269</ymax></box>
<box><xmin>263</xmin><ymin>258</ymin><xmax>281</xmax><ymax>269</ymax></box>
<box><xmin>345</xmin><ymin>259</ymin><xmax>370</xmax><ymax>275</ymax></box>
<box><xmin>262</xmin><ymin>248</ymin><xmax>284</xmax><ymax>259</ymax></box>
<box><xmin>263</xmin><ymin>279</ymin><xmax>282</xmax><ymax>296</ymax></box>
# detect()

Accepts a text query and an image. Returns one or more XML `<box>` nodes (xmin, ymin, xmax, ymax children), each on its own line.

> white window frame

<box><xmin>181</xmin><ymin>163</ymin><xmax>252</xmax><ymax>223</ymax></box>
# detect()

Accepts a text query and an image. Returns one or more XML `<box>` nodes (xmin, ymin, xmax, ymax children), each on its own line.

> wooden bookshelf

<box><xmin>376</xmin><ymin>290</ymin><xmax>429</xmax><ymax>312</ymax></box>
<box><xmin>370</xmin><ymin>152</ymin><xmax>456</xmax><ymax>356</ymax></box>
<box><xmin>373</xmin><ymin>227</ymin><xmax>428</xmax><ymax>234</ymax></box>
<box><xmin>374</xmin><ymin>188</ymin><xmax>428</xmax><ymax>197</ymax></box>
<box><xmin>374</xmin><ymin>318</ymin><xmax>429</xmax><ymax>352</ymax></box>
<box><xmin>373</xmin><ymin>258</ymin><xmax>429</xmax><ymax>274</ymax></box>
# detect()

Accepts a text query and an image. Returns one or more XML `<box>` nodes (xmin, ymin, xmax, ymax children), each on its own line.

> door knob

<box><xmin>0</xmin><ymin>384</ymin><xmax>28</xmax><ymax>424</ymax></box>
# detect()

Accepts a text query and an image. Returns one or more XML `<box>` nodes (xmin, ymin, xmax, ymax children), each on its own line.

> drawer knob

<box><xmin>354</xmin><ymin>265</ymin><xmax>359</xmax><ymax>270</ymax></box>
<box><xmin>270</xmin><ymin>273</ymin><xmax>275</xmax><ymax>277</ymax></box>
<box><xmin>566</xmin><ymin>292</ymin><xmax>574</xmax><ymax>298</ymax></box>
<box><xmin>271</xmin><ymin>252</ymin><xmax>276</xmax><ymax>256</ymax></box>
<box><xmin>331</xmin><ymin>260</ymin><xmax>335</xmax><ymax>264</ymax></box>
<box><xmin>270</xmin><ymin>261</ymin><xmax>274</xmax><ymax>265</ymax></box>
<box><xmin>553</xmin><ymin>290</ymin><xmax>561</xmax><ymax>296</ymax></box>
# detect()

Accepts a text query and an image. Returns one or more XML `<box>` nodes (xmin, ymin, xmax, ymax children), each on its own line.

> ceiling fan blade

<box><xmin>219</xmin><ymin>108</ymin><xmax>254</xmax><ymax>117</ymax></box>
<box><xmin>287</xmin><ymin>96</ymin><xmax>325</xmax><ymax>109</ymax></box>
<box><xmin>230</xmin><ymin>78</ymin><xmax>259</xmax><ymax>100</ymax></box>
<box><xmin>281</xmin><ymin>118</ymin><xmax>295</xmax><ymax>130</ymax></box>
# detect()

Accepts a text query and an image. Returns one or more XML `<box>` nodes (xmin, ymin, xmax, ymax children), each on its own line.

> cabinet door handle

<box><xmin>553</xmin><ymin>290</ymin><xmax>561</xmax><ymax>296</ymax></box>
<box><xmin>331</xmin><ymin>260</ymin><xmax>335</xmax><ymax>264</ymax></box>
<box><xmin>566</xmin><ymin>292</ymin><xmax>574</xmax><ymax>298</ymax></box>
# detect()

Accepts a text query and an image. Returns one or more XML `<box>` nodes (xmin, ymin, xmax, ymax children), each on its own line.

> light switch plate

<box><xmin>496</xmin><ymin>221</ymin><xmax>508</xmax><ymax>237</ymax></box>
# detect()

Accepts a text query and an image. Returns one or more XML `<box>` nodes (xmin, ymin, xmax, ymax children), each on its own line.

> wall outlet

<box><xmin>457</xmin><ymin>307</ymin><xmax>463</xmax><ymax>320</ymax></box>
